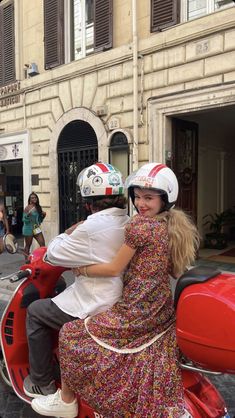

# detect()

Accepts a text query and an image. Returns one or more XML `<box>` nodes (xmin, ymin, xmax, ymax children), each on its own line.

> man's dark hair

<box><xmin>83</xmin><ymin>195</ymin><xmax>127</xmax><ymax>211</ymax></box>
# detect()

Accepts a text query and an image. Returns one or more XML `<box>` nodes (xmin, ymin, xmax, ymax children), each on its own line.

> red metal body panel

<box><xmin>176</xmin><ymin>272</ymin><xmax>235</xmax><ymax>373</ymax></box>
<box><xmin>182</xmin><ymin>370</ymin><xmax>226</xmax><ymax>417</ymax></box>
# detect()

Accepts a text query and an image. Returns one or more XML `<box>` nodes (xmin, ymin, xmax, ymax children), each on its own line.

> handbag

<box><xmin>33</xmin><ymin>224</ymin><xmax>42</xmax><ymax>235</ymax></box>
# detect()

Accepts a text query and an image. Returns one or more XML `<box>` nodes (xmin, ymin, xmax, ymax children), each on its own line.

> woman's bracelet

<box><xmin>83</xmin><ymin>266</ymin><xmax>88</xmax><ymax>277</ymax></box>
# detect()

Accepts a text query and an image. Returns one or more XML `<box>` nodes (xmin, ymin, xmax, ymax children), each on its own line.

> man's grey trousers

<box><xmin>26</xmin><ymin>298</ymin><xmax>77</xmax><ymax>386</ymax></box>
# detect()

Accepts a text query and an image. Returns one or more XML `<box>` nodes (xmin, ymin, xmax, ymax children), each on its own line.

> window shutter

<box><xmin>94</xmin><ymin>0</ymin><xmax>113</xmax><ymax>52</ymax></box>
<box><xmin>0</xmin><ymin>0</ymin><xmax>15</xmax><ymax>87</ymax></box>
<box><xmin>151</xmin><ymin>0</ymin><xmax>179</xmax><ymax>32</ymax></box>
<box><xmin>44</xmin><ymin>0</ymin><xmax>64</xmax><ymax>69</ymax></box>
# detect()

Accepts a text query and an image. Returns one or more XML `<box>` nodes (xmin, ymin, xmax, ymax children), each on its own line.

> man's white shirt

<box><xmin>47</xmin><ymin>207</ymin><xmax>129</xmax><ymax>319</ymax></box>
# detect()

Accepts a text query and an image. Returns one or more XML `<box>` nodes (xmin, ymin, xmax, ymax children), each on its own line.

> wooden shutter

<box><xmin>151</xmin><ymin>0</ymin><xmax>179</xmax><ymax>32</ymax></box>
<box><xmin>0</xmin><ymin>0</ymin><xmax>15</xmax><ymax>87</ymax></box>
<box><xmin>94</xmin><ymin>0</ymin><xmax>113</xmax><ymax>52</ymax></box>
<box><xmin>44</xmin><ymin>0</ymin><xmax>64</xmax><ymax>69</ymax></box>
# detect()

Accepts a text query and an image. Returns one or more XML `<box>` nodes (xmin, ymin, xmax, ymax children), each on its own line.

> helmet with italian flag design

<box><xmin>77</xmin><ymin>162</ymin><xmax>124</xmax><ymax>197</ymax></box>
<box><xmin>125</xmin><ymin>162</ymin><xmax>179</xmax><ymax>210</ymax></box>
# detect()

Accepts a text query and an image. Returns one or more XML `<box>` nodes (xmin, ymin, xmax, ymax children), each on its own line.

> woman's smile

<box><xmin>138</xmin><ymin>208</ymin><xmax>148</xmax><ymax>215</ymax></box>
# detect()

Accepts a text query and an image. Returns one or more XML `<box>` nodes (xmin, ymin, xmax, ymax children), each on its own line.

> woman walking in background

<box><xmin>22</xmin><ymin>192</ymin><xmax>46</xmax><ymax>258</ymax></box>
<box><xmin>0</xmin><ymin>203</ymin><xmax>9</xmax><ymax>254</ymax></box>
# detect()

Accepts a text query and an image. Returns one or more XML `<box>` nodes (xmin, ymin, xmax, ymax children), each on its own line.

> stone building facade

<box><xmin>0</xmin><ymin>0</ymin><xmax>235</xmax><ymax>242</ymax></box>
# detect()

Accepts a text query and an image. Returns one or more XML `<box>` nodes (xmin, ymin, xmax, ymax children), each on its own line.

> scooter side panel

<box><xmin>176</xmin><ymin>273</ymin><xmax>235</xmax><ymax>372</ymax></box>
<box><xmin>0</xmin><ymin>249</ymin><xmax>66</xmax><ymax>403</ymax></box>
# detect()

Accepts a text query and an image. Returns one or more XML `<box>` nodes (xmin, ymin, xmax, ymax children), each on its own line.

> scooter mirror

<box><xmin>3</xmin><ymin>233</ymin><xmax>18</xmax><ymax>254</ymax></box>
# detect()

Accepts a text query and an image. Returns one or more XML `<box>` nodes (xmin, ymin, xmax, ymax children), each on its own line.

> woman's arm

<box><xmin>39</xmin><ymin>210</ymin><xmax>46</xmax><ymax>223</ymax></box>
<box><xmin>65</xmin><ymin>221</ymin><xmax>84</xmax><ymax>235</ymax></box>
<box><xmin>24</xmin><ymin>205</ymin><xmax>32</xmax><ymax>214</ymax></box>
<box><xmin>79</xmin><ymin>244</ymin><xmax>136</xmax><ymax>277</ymax></box>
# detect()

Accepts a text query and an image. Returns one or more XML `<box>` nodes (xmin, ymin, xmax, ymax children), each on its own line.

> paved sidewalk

<box><xmin>0</xmin><ymin>377</ymin><xmax>43</xmax><ymax>418</ymax></box>
<box><xmin>0</xmin><ymin>250</ymin><xmax>23</xmax><ymax>275</ymax></box>
<box><xmin>209</xmin><ymin>374</ymin><xmax>235</xmax><ymax>417</ymax></box>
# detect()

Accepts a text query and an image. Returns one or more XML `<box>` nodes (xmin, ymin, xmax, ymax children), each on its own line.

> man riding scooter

<box><xmin>23</xmin><ymin>162</ymin><xmax>129</xmax><ymax>398</ymax></box>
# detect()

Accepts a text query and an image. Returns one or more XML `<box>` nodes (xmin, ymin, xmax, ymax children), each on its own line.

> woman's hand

<box><xmin>24</xmin><ymin>204</ymin><xmax>34</xmax><ymax>214</ymax></box>
<box><xmin>72</xmin><ymin>267</ymin><xmax>81</xmax><ymax>276</ymax></box>
<box><xmin>65</xmin><ymin>221</ymin><xmax>84</xmax><ymax>235</ymax></box>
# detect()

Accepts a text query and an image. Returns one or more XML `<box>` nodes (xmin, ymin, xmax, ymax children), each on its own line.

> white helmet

<box><xmin>125</xmin><ymin>162</ymin><xmax>178</xmax><ymax>209</ymax></box>
<box><xmin>77</xmin><ymin>162</ymin><xmax>124</xmax><ymax>197</ymax></box>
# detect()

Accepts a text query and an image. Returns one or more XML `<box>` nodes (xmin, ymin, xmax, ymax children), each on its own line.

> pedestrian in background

<box><xmin>22</xmin><ymin>192</ymin><xmax>46</xmax><ymax>258</ymax></box>
<box><xmin>0</xmin><ymin>203</ymin><xmax>9</xmax><ymax>254</ymax></box>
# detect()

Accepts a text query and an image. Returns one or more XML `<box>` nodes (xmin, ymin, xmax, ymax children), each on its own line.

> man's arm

<box><xmin>46</xmin><ymin>223</ymin><xmax>90</xmax><ymax>268</ymax></box>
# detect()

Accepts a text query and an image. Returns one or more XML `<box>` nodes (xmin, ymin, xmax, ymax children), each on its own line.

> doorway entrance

<box><xmin>149</xmin><ymin>84</ymin><xmax>235</xmax><ymax>246</ymax></box>
<box><xmin>171</xmin><ymin>105</ymin><xmax>235</xmax><ymax>241</ymax></box>
<box><xmin>0</xmin><ymin>159</ymin><xmax>23</xmax><ymax>236</ymax></box>
<box><xmin>57</xmin><ymin>120</ymin><xmax>98</xmax><ymax>232</ymax></box>
<box><xmin>171</xmin><ymin>119</ymin><xmax>198</xmax><ymax>222</ymax></box>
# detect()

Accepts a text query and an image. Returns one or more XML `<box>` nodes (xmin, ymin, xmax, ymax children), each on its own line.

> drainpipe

<box><xmin>132</xmin><ymin>0</ymin><xmax>138</xmax><ymax>172</ymax></box>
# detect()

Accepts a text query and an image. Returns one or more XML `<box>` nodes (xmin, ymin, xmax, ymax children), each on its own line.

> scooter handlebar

<box><xmin>9</xmin><ymin>269</ymin><xmax>32</xmax><ymax>283</ymax></box>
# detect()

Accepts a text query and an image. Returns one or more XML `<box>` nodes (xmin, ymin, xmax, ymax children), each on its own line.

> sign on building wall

<box><xmin>0</xmin><ymin>143</ymin><xmax>22</xmax><ymax>160</ymax></box>
<box><xmin>0</xmin><ymin>81</ymin><xmax>21</xmax><ymax>108</ymax></box>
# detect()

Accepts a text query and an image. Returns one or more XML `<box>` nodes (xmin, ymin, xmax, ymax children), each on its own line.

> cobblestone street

<box><xmin>209</xmin><ymin>374</ymin><xmax>235</xmax><ymax>417</ymax></box>
<box><xmin>0</xmin><ymin>378</ymin><xmax>42</xmax><ymax>418</ymax></box>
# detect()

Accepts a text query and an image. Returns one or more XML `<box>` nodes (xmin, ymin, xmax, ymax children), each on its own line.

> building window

<box><xmin>0</xmin><ymin>0</ymin><xmax>15</xmax><ymax>87</ymax></box>
<box><xmin>151</xmin><ymin>0</ymin><xmax>234</xmax><ymax>32</ymax></box>
<box><xmin>186</xmin><ymin>0</ymin><xmax>234</xmax><ymax>21</ymax></box>
<box><xmin>44</xmin><ymin>0</ymin><xmax>64</xmax><ymax>69</ymax></box>
<box><xmin>71</xmin><ymin>0</ymin><xmax>113</xmax><ymax>60</ymax></box>
<box><xmin>44</xmin><ymin>0</ymin><xmax>113</xmax><ymax>69</ymax></box>
<box><xmin>72</xmin><ymin>0</ymin><xmax>94</xmax><ymax>60</ymax></box>
<box><xmin>151</xmin><ymin>0</ymin><xmax>179</xmax><ymax>32</ymax></box>
<box><xmin>109</xmin><ymin>131</ymin><xmax>129</xmax><ymax>180</ymax></box>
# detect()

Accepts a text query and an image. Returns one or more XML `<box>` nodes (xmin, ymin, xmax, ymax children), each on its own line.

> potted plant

<box><xmin>203</xmin><ymin>207</ymin><xmax>235</xmax><ymax>250</ymax></box>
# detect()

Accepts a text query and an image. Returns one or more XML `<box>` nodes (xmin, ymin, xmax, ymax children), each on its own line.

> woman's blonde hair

<box><xmin>167</xmin><ymin>208</ymin><xmax>200</xmax><ymax>278</ymax></box>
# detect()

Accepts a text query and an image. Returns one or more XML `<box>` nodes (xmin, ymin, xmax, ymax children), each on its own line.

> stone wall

<box><xmin>1</xmin><ymin>4</ymin><xmax>235</xmax><ymax>238</ymax></box>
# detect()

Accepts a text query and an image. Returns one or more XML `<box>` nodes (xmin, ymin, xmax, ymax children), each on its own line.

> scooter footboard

<box><xmin>0</xmin><ymin>273</ymin><xmax>64</xmax><ymax>402</ymax></box>
<box><xmin>0</xmin><ymin>279</ymin><xmax>36</xmax><ymax>402</ymax></box>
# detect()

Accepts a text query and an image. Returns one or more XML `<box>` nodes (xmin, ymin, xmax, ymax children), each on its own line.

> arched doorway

<box><xmin>57</xmin><ymin>120</ymin><xmax>98</xmax><ymax>231</ymax></box>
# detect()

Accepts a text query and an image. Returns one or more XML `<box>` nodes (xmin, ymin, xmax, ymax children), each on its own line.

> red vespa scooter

<box><xmin>0</xmin><ymin>242</ymin><xmax>232</xmax><ymax>418</ymax></box>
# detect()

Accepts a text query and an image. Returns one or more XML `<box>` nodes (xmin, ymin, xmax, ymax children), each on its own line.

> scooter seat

<box><xmin>174</xmin><ymin>266</ymin><xmax>220</xmax><ymax>308</ymax></box>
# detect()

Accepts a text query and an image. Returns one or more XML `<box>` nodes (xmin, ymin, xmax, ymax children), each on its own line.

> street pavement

<box><xmin>0</xmin><ymin>379</ymin><xmax>43</xmax><ymax>418</ymax></box>
<box><xmin>0</xmin><ymin>250</ymin><xmax>235</xmax><ymax>417</ymax></box>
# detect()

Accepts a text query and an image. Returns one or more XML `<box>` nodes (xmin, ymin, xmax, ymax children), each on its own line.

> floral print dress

<box><xmin>59</xmin><ymin>214</ymin><xmax>185</xmax><ymax>417</ymax></box>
